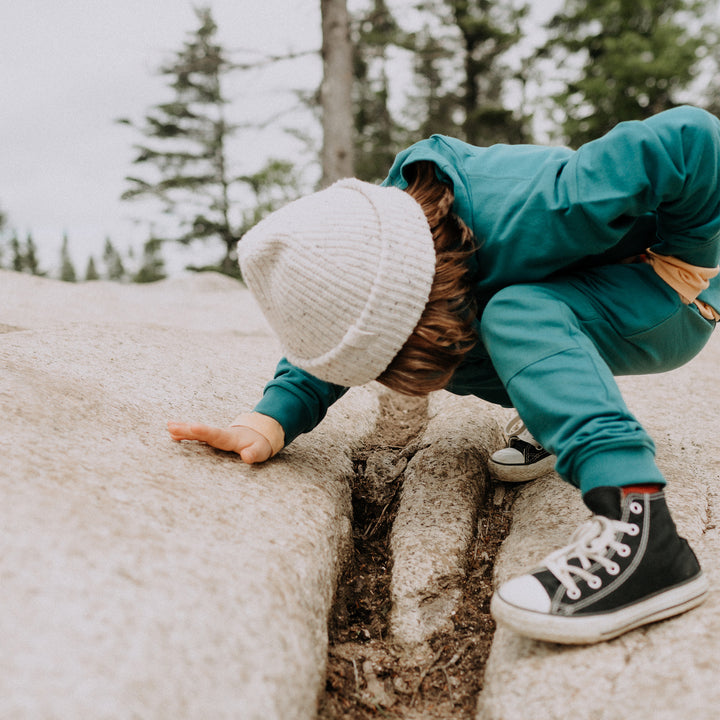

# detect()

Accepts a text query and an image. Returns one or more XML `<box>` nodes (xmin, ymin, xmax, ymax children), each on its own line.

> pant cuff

<box><xmin>577</xmin><ymin>447</ymin><xmax>666</xmax><ymax>496</ymax></box>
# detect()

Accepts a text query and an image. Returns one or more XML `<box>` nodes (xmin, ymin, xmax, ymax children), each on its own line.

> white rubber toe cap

<box><xmin>491</xmin><ymin>447</ymin><xmax>525</xmax><ymax>465</ymax></box>
<box><xmin>497</xmin><ymin>575</ymin><xmax>552</xmax><ymax>613</ymax></box>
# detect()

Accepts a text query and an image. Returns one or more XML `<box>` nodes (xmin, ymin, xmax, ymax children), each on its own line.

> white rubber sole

<box><xmin>488</xmin><ymin>453</ymin><xmax>556</xmax><ymax>483</ymax></box>
<box><xmin>490</xmin><ymin>573</ymin><xmax>709</xmax><ymax>644</ymax></box>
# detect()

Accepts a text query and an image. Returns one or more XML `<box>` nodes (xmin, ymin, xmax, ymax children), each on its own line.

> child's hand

<box><xmin>167</xmin><ymin>421</ymin><xmax>272</xmax><ymax>464</ymax></box>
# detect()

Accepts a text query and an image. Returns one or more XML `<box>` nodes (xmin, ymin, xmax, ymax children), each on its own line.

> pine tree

<box><xmin>450</xmin><ymin>0</ymin><xmax>530</xmax><ymax>144</ymax></box>
<box><xmin>23</xmin><ymin>233</ymin><xmax>43</xmax><ymax>276</ymax></box>
<box><xmin>0</xmin><ymin>206</ymin><xmax>6</xmax><ymax>268</ymax></box>
<box><xmin>133</xmin><ymin>237</ymin><xmax>167</xmax><ymax>284</ymax></box>
<box><xmin>405</xmin><ymin>20</ymin><xmax>459</xmax><ymax>142</ymax></box>
<box><xmin>543</xmin><ymin>0</ymin><xmax>718</xmax><ymax>146</ymax></box>
<box><xmin>8</xmin><ymin>233</ymin><xmax>45</xmax><ymax>276</ymax></box>
<box><xmin>120</xmin><ymin>6</ymin><xmax>240</xmax><ymax>276</ymax></box>
<box><xmin>407</xmin><ymin>1</ymin><xmax>531</xmax><ymax>145</ymax></box>
<box><xmin>236</xmin><ymin>159</ymin><xmax>303</xmax><ymax>234</ymax></box>
<box><xmin>59</xmin><ymin>234</ymin><xmax>77</xmax><ymax>283</ymax></box>
<box><xmin>10</xmin><ymin>234</ymin><xmax>23</xmax><ymax>273</ymax></box>
<box><xmin>84</xmin><ymin>256</ymin><xmax>100</xmax><ymax>282</ymax></box>
<box><xmin>103</xmin><ymin>238</ymin><xmax>126</xmax><ymax>281</ymax></box>
<box><xmin>351</xmin><ymin>0</ymin><xmax>416</xmax><ymax>182</ymax></box>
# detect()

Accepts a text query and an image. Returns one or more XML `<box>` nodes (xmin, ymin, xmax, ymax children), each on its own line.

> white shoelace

<box><xmin>505</xmin><ymin>414</ymin><xmax>543</xmax><ymax>449</ymax></box>
<box><xmin>543</xmin><ymin>516</ymin><xmax>639</xmax><ymax>599</ymax></box>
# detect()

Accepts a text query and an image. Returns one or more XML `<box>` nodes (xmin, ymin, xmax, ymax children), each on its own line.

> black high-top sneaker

<box><xmin>491</xmin><ymin>487</ymin><xmax>708</xmax><ymax>644</ymax></box>
<box><xmin>489</xmin><ymin>414</ymin><xmax>555</xmax><ymax>483</ymax></box>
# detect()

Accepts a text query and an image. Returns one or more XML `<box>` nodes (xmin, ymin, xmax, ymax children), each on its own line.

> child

<box><xmin>168</xmin><ymin>105</ymin><xmax>719</xmax><ymax>645</ymax></box>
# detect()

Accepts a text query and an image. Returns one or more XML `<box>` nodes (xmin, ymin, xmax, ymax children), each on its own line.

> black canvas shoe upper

<box><xmin>531</xmin><ymin>487</ymin><xmax>702</xmax><ymax>617</ymax></box>
<box><xmin>507</xmin><ymin>435</ymin><xmax>552</xmax><ymax>465</ymax></box>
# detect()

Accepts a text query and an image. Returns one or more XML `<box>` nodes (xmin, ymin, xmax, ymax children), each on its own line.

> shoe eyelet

<box><xmin>629</xmin><ymin>501</ymin><xmax>643</xmax><ymax>515</ymax></box>
<box><xmin>587</xmin><ymin>576</ymin><xmax>602</xmax><ymax>589</ymax></box>
<box><xmin>607</xmin><ymin>562</ymin><xmax>620</xmax><ymax>575</ymax></box>
<box><xmin>566</xmin><ymin>587</ymin><xmax>582</xmax><ymax>600</ymax></box>
<box><xmin>617</xmin><ymin>544</ymin><xmax>631</xmax><ymax>557</ymax></box>
<box><xmin>625</xmin><ymin>523</ymin><xmax>640</xmax><ymax>536</ymax></box>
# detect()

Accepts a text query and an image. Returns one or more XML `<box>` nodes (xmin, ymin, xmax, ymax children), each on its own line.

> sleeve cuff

<box><xmin>230</xmin><ymin>412</ymin><xmax>285</xmax><ymax>456</ymax></box>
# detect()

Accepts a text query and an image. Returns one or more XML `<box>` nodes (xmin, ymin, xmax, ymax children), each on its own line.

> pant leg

<box><xmin>479</xmin><ymin>263</ymin><xmax>715</xmax><ymax>495</ymax></box>
<box><xmin>445</xmin><ymin>320</ymin><xmax>514</xmax><ymax>407</ymax></box>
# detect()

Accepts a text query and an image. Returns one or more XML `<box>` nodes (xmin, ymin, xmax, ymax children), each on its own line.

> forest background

<box><xmin>2</xmin><ymin>0</ymin><xmax>719</xmax><ymax>283</ymax></box>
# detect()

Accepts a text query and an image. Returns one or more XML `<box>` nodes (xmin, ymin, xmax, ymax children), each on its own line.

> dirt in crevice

<box><xmin>318</xmin><ymin>392</ymin><xmax>517</xmax><ymax>719</ymax></box>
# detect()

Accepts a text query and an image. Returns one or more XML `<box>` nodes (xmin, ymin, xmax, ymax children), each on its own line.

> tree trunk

<box><xmin>320</xmin><ymin>0</ymin><xmax>354</xmax><ymax>187</ymax></box>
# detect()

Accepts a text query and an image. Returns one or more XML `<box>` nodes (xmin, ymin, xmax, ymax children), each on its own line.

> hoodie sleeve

<box><xmin>252</xmin><ymin>357</ymin><xmax>348</xmax><ymax>447</ymax></box>
<box><xmin>564</xmin><ymin>105</ymin><xmax>720</xmax><ymax>268</ymax></box>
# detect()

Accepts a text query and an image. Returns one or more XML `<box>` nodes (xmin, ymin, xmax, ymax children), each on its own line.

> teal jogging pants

<box><xmin>478</xmin><ymin>262</ymin><xmax>716</xmax><ymax>495</ymax></box>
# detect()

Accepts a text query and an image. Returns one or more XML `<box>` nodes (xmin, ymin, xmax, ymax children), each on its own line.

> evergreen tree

<box><xmin>543</xmin><ymin>0</ymin><xmax>717</xmax><ymax>146</ymax></box>
<box><xmin>120</xmin><ymin>7</ymin><xmax>240</xmax><ymax>276</ymax></box>
<box><xmin>236</xmin><ymin>159</ymin><xmax>303</xmax><ymax>234</ymax></box>
<box><xmin>8</xmin><ymin>232</ymin><xmax>45</xmax><ymax>276</ymax></box>
<box><xmin>407</xmin><ymin>1</ymin><xmax>531</xmax><ymax>145</ymax></box>
<box><xmin>10</xmin><ymin>234</ymin><xmax>23</xmax><ymax>273</ymax></box>
<box><xmin>59</xmin><ymin>233</ymin><xmax>77</xmax><ymax>283</ymax></box>
<box><xmin>84</xmin><ymin>256</ymin><xmax>100</xmax><ymax>282</ymax></box>
<box><xmin>133</xmin><ymin>237</ymin><xmax>167</xmax><ymax>284</ymax></box>
<box><xmin>351</xmin><ymin>0</ymin><xmax>413</xmax><ymax>182</ymax></box>
<box><xmin>0</xmin><ymin>206</ymin><xmax>6</xmax><ymax>268</ymax></box>
<box><xmin>187</xmin><ymin>158</ymin><xmax>303</xmax><ymax>275</ymax></box>
<box><xmin>23</xmin><ymin>233</ymin><xmax>42</xmax><ymax>276</ymax></box>
<box><xmin>405</xmin><ymin>20</ymin><xmax>459</xmax><ymax>142</ymax></box>
<box><xmin>103</xmin><ymin>238</ymin><xmax>126</xmax><ymax>281</ymax></box>
<box><xmin>448</xmin><ymin>0</ymin><xmax>530</xmax><ymax>144</ymax></box>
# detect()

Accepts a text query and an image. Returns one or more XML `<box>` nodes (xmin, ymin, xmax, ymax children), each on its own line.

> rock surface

<box><xmin>389</xmin><ymin>392</ymin><xmax>504</xmax><ymax>654</ymax></box>
<box><xmin>0</xmin><ymin>271</ymin><xmax>379</xmax><ymax>720</ymax></box>
<box><xmin>3</xmin><ymin>270</ymin><xmax>718</xmax><ymax>720</ymax></box>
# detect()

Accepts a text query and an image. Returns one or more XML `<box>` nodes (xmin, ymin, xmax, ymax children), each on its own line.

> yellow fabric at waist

<box><xmin>646</xmin><ymin>250</ymin><xmax>720</xmax><ymax>321</ymax></box>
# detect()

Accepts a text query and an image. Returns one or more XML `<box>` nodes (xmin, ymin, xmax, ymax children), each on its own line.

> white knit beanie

<box><xmin>238</xmin><ymin>178</ymin><xmax>436</xmax><ymax>387</ymax></box>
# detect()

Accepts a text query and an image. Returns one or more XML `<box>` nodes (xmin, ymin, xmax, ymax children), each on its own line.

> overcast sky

<box><xmin>0</xmin><ymin>0</ymin><xmax>324</xmax><ymax>274</ymax></box>
<box><xmin>0</xmin><ymin>1</ymin><xmax>561</xmax><ymax>276</ymax></box>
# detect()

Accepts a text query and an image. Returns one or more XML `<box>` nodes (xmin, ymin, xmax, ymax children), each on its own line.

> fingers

<box><xmin>187</xmin><ymin>424</ymin><xmax>238</xmax><ymax>451</ymax></box>
<box><xmin>167</xmin><ymin>421</ymin><xmax>272</xmax><ymax>464</ymax></box>
<box><xmin>167</xmin><ymin>422</ymin><xmax>235</xmax><ymax>451</ymax></box>
<box><xmin>167</xmin><ymin>421</ymin><xmax>211</xmax><ymax>443</ymax></box>
<box><xmin>167</xmin><ymin>421</ymin><xmax>191</xmax><ymax>441</ymax></box>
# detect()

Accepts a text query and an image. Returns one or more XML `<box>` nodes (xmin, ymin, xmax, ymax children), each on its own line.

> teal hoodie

<box><xmin>255</xmin><ymin>106</ymin><xmax>720</xmax><ymax>445</ymax></box>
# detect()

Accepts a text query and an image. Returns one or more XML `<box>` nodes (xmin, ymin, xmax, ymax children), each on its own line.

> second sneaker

<box><xmin>489</xmin><ymin>414</ymin><xmax>555</xmax><ymax>483</ymax></box>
